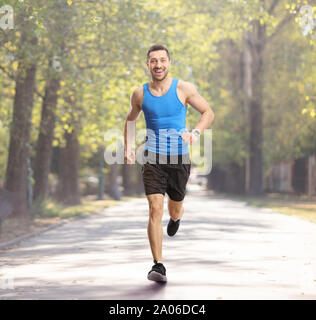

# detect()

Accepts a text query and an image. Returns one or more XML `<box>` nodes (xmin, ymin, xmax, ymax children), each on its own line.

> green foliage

<box><xmin>1</xmin><ymin>0</ymin><xmax>316</xmax><ymax>186</ymax></box>
<box><xmin>31</xmin><ymin>197</ymin><xmax>66</xmax><ymax>218</ymax></box>
<box><xmin>31</xmin><ymin>196</ymin><xmax>120</xmax><ymax>219</ymax></box>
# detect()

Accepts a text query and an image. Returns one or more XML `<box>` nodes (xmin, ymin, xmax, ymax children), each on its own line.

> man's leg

<box><xmin>166</xmin><ymin>197</ymin><xmax>185</xmax><ymax>237</ymax></box>
<box><xmin>146</xmin><ymin>193</ymin><xmax>164</xmax><ymax>262</ymax></box>
<box><xmin>168</xmin><ymin>197</ymin><xmax>184</xmax><ymax>221</ymax></box>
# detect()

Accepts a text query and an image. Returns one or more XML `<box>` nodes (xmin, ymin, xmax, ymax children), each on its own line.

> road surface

<box><xmin>1</xmin><ymin>188</ymin><xmax>316</xmax><ymax>300</ymax></box>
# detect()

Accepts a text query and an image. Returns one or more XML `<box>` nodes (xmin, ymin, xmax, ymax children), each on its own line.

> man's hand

<box><xmin>124</xmin><ymin>150</ymin><xmax>136</xmax><ymax>165</ymax></box>
<box><xmin>181</xmin><ymin>131</ymin><xmax>199</xmax><ymax>145</ymax></box>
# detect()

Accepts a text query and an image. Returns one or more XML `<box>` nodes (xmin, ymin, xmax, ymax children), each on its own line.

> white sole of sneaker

<box><xmin>147</xmin><ymin>271</ymin><xmax>167</xmax><ymax>282</ymax></box>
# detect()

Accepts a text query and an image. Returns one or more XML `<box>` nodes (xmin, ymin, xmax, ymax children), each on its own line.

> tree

<box><xmin>4</xmin><ymin>2</ymin><xmax>40</xmax><ymax>215</ymax></box>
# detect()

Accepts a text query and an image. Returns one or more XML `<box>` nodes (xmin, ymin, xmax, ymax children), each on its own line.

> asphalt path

<box><xmin>1</xmin><ymin>187</ymin><xmax>316</xmax><ymax>300</ymax></box>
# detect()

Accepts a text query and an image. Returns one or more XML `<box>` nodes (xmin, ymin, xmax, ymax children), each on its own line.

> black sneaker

<box><xmin>147</xmin><ymin>262</ymin><xmax>167</xmax><ymax>282</ymax></box>
<box><xmin>167</xmin><ymin>218</ymin><xmax>181</xmax><ymax>236</ymax></box>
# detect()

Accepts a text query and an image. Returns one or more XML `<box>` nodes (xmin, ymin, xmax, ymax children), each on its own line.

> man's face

<box><xmin>147</xmin><ymin>50</ymin><xmax>171</xmax><ymax>81</ymax></box>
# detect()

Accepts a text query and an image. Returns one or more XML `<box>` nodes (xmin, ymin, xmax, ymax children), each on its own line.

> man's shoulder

<box><xmin>131</xmin><ymin>85</ymin><xmax>144</xmax><ymax>108</ymax></box>
<box><xmin>177</xmin><ymin>79</ymin><xmax>197</xmax><ymax>94</ymax></box>
<box><xmin>133</xmin><ymin>85</ymin><xmax>144</xmax><ymax>96</ymax></box>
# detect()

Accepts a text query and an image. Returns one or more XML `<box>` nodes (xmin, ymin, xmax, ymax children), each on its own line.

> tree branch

<box><xmin>267</xmin><ymin>12</ymin><xmax>295</xmax><ymax>43</ymax></box>
<box><xmin>268</xmin><ymin>0</ymin><xmax>280</xmax><ymax>14</ymax></box>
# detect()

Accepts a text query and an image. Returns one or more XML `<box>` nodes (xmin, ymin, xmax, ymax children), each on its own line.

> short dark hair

<box><xmin>146</xmin><ymin>45</ymin><xmax>170</xmax><ymax>61</ymax></box>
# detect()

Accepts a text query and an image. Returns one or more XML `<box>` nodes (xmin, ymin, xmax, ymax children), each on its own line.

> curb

<box><xmin>0</xmin><ymin>210</ymin><xmax>107</xmax><ymax>251</ymax></box>
<box><xmin>0</xmin><ymin>201</ymin><xmax>132</xmax><ymax>251</ymax></box>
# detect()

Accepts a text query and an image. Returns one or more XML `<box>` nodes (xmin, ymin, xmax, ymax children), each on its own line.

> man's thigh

<box><xmin>142</xmin><ymin>163</ymin><xmax>168</xmax><ymax>196</ymax></box>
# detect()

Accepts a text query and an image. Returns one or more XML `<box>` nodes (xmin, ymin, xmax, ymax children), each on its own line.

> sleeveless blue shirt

<box><xmin>142</xmin><ymin>78</ymin><xmax>189</xmax><ymax>155</ymax></box>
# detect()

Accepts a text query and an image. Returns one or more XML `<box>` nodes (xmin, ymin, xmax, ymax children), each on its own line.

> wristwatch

<box><xmin>192</xmin><ymin>129</ymin><xmax>201</xmax><ymax>137</ymax></box>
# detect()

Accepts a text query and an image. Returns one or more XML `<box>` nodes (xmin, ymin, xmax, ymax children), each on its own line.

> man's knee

<box><xmin>146</xmin><ymin>194</ymin><xmax>164</xmax><ymax>221</ymax></box>
<box><xmin>148</xmin><ymin>204</ymin><xmax>163</xmax><ymax>222</ymax></box>
<box><xmin>149</xmin><ymin>203</ymin><xmax>163</xmax><ymax>217</ymax></box>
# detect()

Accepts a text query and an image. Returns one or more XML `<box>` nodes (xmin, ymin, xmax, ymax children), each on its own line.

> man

<box><xmin>124</xmin><ymin>44</ymin><xmax>214</xmax><ymax>282</ymax></box>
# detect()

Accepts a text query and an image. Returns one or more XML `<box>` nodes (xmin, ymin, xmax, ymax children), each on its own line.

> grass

<box><xmin>228</xmin><ymin>193</ymin><xmax>316</xmax><ymax>224</ymax></box>
<box><xmin>32</xmin><ymin>195</ymin><xmax>134</xmax><ymax>220</ymax></box>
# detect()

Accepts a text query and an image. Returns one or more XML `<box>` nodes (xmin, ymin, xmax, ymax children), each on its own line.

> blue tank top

<box><xmin>142</xmin><ymin>78</ymin><xmax>189</xmax><ymax>155</ymax></box>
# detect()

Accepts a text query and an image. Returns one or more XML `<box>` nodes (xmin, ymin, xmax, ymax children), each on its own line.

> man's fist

<box><xmin>181</xmin><ymin>131</ymin><xmax>199</xmax><ymax>145</ymax></box>
<box><xmin>124</xmin><ymin>150</ymin><xmax>136</xmax><ymax>164</ymax></box>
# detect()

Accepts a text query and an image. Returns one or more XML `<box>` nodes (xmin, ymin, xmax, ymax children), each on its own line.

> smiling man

<box><xmin>124</xmin><ymin>44</ymin><xmax>214</xmax><ymax>282</ymax></box>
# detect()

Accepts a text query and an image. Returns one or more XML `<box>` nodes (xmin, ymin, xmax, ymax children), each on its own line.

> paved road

<box><xmin>1</xmin><ymin>188</ymin><xmax>316</xmax><ymax>300</ymax></box>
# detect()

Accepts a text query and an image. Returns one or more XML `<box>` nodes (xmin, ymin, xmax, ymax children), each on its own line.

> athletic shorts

<box><xmin>141</xmin><ymin>150</ymin><xmax>191</xmax><ymax>201</ymax></box>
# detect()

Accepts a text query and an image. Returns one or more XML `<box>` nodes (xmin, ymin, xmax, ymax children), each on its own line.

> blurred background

<box><xmin>0</xmin><ymin>0</ymin><xmax>315</xmax><ymax>235</ymax></box>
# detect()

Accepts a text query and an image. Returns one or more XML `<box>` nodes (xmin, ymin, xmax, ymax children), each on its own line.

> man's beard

<box><xmin>151</xmin><ymin>70</ymin><xmax>168</xmax><ymax>82</ymax></box>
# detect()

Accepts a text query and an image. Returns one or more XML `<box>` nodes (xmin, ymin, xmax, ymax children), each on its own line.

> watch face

<box><xmin>193</xmin><ymin>130</ymin><xmax>200</xmax><ymax>136</ymax></box>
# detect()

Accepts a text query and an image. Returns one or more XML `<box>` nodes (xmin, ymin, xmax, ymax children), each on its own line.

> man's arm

<box><xmin>124</xmin><ymin>86</ymin><xmax>142</xmax><ymax>164</ymax></box>
<box><xmin>180</xmin><ymin>81</ymin><xmax>214</xmax><ymax>144</ymax></box>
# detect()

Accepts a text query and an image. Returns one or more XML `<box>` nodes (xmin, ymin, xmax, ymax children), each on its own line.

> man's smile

<box><xmin>153</xmin><ymin>68</ymin><xmax>164</xmax><ymax>75</ymax></box>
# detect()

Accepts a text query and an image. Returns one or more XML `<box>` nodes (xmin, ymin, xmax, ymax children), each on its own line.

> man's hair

<box><xmin>146</xmin><ymin>45</ymin><xmax>171</xmax><ymax>61</ymax></box>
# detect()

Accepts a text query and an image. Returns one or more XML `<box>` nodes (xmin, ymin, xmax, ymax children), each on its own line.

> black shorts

<box><xmin>141</xmin><ymin>150</ymin><xmax>191</xmax><ymax>201</ymax></box>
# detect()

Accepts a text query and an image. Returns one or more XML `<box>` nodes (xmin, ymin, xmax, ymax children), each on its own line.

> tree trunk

<box><xmin>33</xmin><ymin>76</ymin><xmax>60</xmax><ymax>201</ymax></box>
<box><xmin>122</xmin><ymin>164</ymin><xmax>134</xmax><ymax>196</ymax></box>
<box><xmin>98</xmin><ymin>148</ymin><xmax>105</xmax><ymax>200</ymax></box>
<box><xmin>243</xmin><ymin>22</ymin><xmax>266</xmax><ymax>196</ymax></box>
<box><xmin>5</xmin><ymin>37</ymin><xmax>37</xmax><ymax>216</ymax></box>
<box><xmin>56</xmin><ymin>130</ymin><xmax>81</xmax><ymax>205</ymax></box>
<box><xmin>107</xmin><ymin>163</ymin><xmax>121</xmax><ymax>200</ymax></box>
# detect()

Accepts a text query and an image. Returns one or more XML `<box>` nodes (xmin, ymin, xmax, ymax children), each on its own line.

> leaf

<box><xmin>12</xmin><ymin>61</ymin><xmax>18</xmax><ymax>71</ymax></box>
